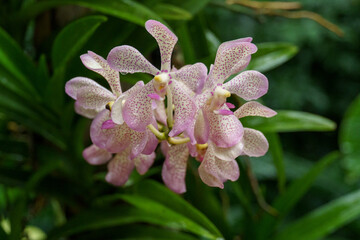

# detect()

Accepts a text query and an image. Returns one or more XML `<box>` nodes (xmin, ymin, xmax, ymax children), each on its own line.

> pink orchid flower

<box><xmin>107</xmin><ymin>20</ymin><xmax>208</xmax><ymax>143</ymax></box>
<box><xmin>65</xmin><ymin>51</ymin><xmax>157</xmax><ymax>186</ymax></box>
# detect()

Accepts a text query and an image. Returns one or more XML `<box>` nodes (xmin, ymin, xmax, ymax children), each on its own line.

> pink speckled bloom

<box><xmin>190</xmin><ymin>38</ymin><xmax>276</xmax><ymax>187</ymax></box>
<box><xmin>65</xmin><ymin>19</ymin><xmax>277</xmax><ymax>194</ymax></box>
<box><xmin>107</xmin><ymin>20</ymin><xmax>207</xmax><ymax>143</ymax></box>
<box><xmin>65</xmin><ymin>51</ymin><xmax>157</xmax><ymax>186</ymax></box>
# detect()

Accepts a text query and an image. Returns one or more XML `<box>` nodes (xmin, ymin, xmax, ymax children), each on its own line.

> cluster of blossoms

<box><xmin>65</xmin><ymin>20</ymin><xmax>276</xmax><ymax>193</ymax></box>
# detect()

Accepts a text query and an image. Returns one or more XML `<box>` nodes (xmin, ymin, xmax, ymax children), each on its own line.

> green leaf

<box><xmin>51</xmin><ymin>15</ymin><xmax>107</xmax><ymax>68</ymax></box>
<box><xmin>154</xmin><ymin>4</ymin><xmax>192</xmax><ymax>20</ymax></box>
<box><xmin>113</xmin><ymin>194</ymin><xmax>221</xmax><ymax>240</ymax></box>
<box><xmin>9</xmin><ymin>193</ymin><xmax>27</xmax><ymax>240</ymax></box>
<box><xmin>47</xmin><ymin>15</ymin><xmax>106</xmax><ymax>112</ymax></box>
<box><xmin>47</xmin><ymin>207</ymin><xmax>163</xmax><ymax>240</ymax></box>
<box><xmin>257</xmin><ymin>152</ymin><xmax>339</xmax><ymax>240</ymax></box>
<box><xmin>339</xmin><ymin>94</ymin><xmax>360</xmax><ymax>181</ymax></box>
<box><xmin>133</xmin><ymin>180</ymin><xmax>222</xmax><ymax>238</ymax></box>
<box><xmin>76</xmin><ymin>225</ymin><xmax>198</xmax><ymax>240</ymax></box>
<box><xmin>267</xmin><ymin>133</ymin><xmax>286</xmax><ymax>192</ymax></box>
<box><xmin>0</xmin><ymin>225</ymin><xmax>7</xmax><ymax>240</ymax></box>
<box><xmin>247</xmin><ymin>42</ymin><xmax>299</xmax><ymax>72</ymax></box>
<box><xmin>244</xmin><ymin>110</ymin><xmax>336</xmax><ymax>132</ymax></box>
<box><xmin>20</xmin><ymin>0</ymin><xmax>163</xmax><ymax>26</ymax></box>
<box><xmin>273</xmin><ymin>188</ymin><xmax>360</xmax><ymax>240</ymax></box>
<box><xmin>0</xmin><ymin>27</ymin><xmax>39</xmax><ymax>100</ymax></box>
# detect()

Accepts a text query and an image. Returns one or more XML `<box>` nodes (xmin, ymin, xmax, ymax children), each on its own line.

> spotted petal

<box><xmin>134</xmin><ymin>152</ymin><xmax>156</xmax><ymax>175</ymax></box>
<box><xmin>107</xmin><ymin>45</ymin><xmax>159</xmax><ymax>75</ymax></box>
<box><xmin>168</xmin><ymin>81</ymin><xmax>197</xmax><ymax>140</ymax></box>
<box><xmin>111</xmin><ymin>81</ymin><xmax>145</xmax><ymax>125</ymax></box>
<box><xmin>82</xmin><ymin>144</ymin><xmax>112</xmax><ymax>165</ymax></box>
<box><xmin>234</xmin><ymin>101</ymin><xmax>277</xmax><ymax>118</ymax></box>
<box><xmin>161</xmin><ymin>143</ymin><xmax>189</xmax><ymax>194</ymax></box>
<box><xmin>213</xmin><ymin>141</ymin><xmax>243</xmax><ymax>161</ymax></box>
<box><xmin>90</xmin><ymin>110</ymin><xmax>132</xmax><ymax>153</ymax></box>
<box><xmin>74</xmin><ymin>101</ymin><xmax>98</xmax><ymax>119</ymax></box>
<box><xmin>81</xmin><ymin>51</ymin><xmax>122</xmax><ymax>96</ymax></box>
<box><xmin>145</xmin><ymin>20</ymin><xmax>178</xmax><ymax>72</ymax></box>
<box><xmin>66</xmin><ymin>77</ymin><xmax>114</xmax><ymax>112</ymax></box>
<box><xmin>106</xmin><ymin>148</ymin><xmax>134</xmax><ymax>186</ymax></box>
<box><xmin>241</xmin><ymin>128</ymin><xmax>269</xmax><ymax>157</ymax></box>
<box><xmin>123</xmin><ymin>81</ymin><xmax>155</xmax><ymax>132</ymax></box>
<box><xmin>142</xmin><ymin>128</ymin><xmax>159</xmax><ymax>155</ymax></box>
<box><xmin>206</xmin><ymin>39</ymin><xmax>257</xmax><ymax>88</ymax></box>
<box><xmin>198</xmin><ymin>143</ymin><xmax>240</xmax><ymax>188</ymax></box>
<box><xmin>224</xmin><ymin>71</ymin><xmax>268</xmax><ymax>101</ymax></box>
<box><xmin>170</xmin><ymin>63</ymin><xmax>207</xmax><ymax>94</ymax></box>
<box><xmin>194</xmin><ymin>109</ymin><xmax>209</xmax><ymax>144</ymax></box>
<box><xmin>204</xmin><ymin>106</ymin><xmax>243</xmax><ymax>148</ymax></box>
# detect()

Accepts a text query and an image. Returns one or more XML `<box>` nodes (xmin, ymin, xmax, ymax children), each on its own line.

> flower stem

<box><xmin>168</xmin><ymin>137</ymin><xmax>190</xmax><ymax>145</ymax></box>
<box><xmin>166</xmin><ymin>87</ymin><xmax>174</xmax><ymax>128</ymax></box>
<box><xmin>147</xmin><ymin>124</ymin><xmax>166</xmax><ymax>140</ymax></box>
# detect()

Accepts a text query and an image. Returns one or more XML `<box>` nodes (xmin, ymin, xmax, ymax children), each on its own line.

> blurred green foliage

<box><xmin>0</xmin><ymin>0</ymin><xmax>359</xmax><ymax>239</ymax></box>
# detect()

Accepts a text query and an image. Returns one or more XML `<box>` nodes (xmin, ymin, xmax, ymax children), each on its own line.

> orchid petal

<box><xmin>101</xmin><ymin>119</ymin><xmax>116</xmax><ymax>129</ymax></box>
<box><xmin>81</xmin><ymin>51</ymin><xmax>122</xmax><ymax>96</ymax></box>
<box><xmin>241</xmin><ymin>128</ymin><xmax>269</xmax><ymax>157</ymax></box>
<box><xmin>106</xmin><ymin>149</ymin><xmax>134</xmax><ymax>186</ymax></box>
<box><xmin>224</xmin><ymin>70</ymin><xmax>268</xmax><ymax>101</ymax></box>
<box><xmin>90</xmin><ymin>110</ymin><xmax>131</xmax><ymax>153</ymax></box>
<box><xmin>187</xmin><ymin>142</ymin><xmax>198</xmax><ymax>158</ymax></box>
<box><xmin>142</xmin><ymin>128</ymin><xmax>159</xmax><ymax>155</ymax></box>
<box><xmin>145</xmin><ymin>20</ymin><xmax>178</xmax><ymax>71</ymax></box>
<box><xmin>206</xmin><ymin>39</ymin><xmax>257</xmax><ymax>88</ymax></box>
<box><xmin>170</xmin><ymin>63</ymin><xmax>207</xmax><ymax>94</ymax></box>
<box><xmin>194</xmin><ymin>109</ymin><xmax>209</xmax><ymax>144</ymax></box>
<box><xmin>76</xmin><ymin>86</ymin><xmax>114</xmax><ymax>111</ymax></box>
<box><xmin>110</xmin><ymin>96</ymin><xmax>125</xmax><ymax>125</ymax></box>
<box><xmin>107</xmin><ymin>45</ymin><xmax>159</xmax><ymax>75</ymax></box>
<box><xmin>168</xmin><ymin>81</ymin><xmax>197</xmax><ymax>138</ymax></box>
<box><xmin>66</xmin><ymin>77</ymin><xmax>114</xmax><ymax>111</ymax></box>
<box><xmin>154</xmin><ymin>100</ymin><xmax>167</xmax><ymax>126</ymax></box>
<box><xmin>234</xmin><ymin>101</ymin><xmax>277</xmax><ymax>118</ymax></box>
<box><xmin>204</xmin><ymin>107</ymin><xmax>243</xmax><ymax>148</ymax></box>
<box><xmin>65</xmin><ymin>77</ymin><xmax>101</xmax><ymax>100</ymax></box>
<box><xmin>129</xmin><ymin>130</ymin><xmax>148</xmax><ymax>160</ymax></box>
<box><xmin>198</xmin><ymin>143</ymin><xmax>240</xmax><ymax>188</ymax></box>
<box><xmin>74</xmin><ymin>101</ymin><xmax>98</xmax><ymax>119</ymax></box>
<box><xmin>123</xmin><ymin>81</ymin><xmax>155</xmax><ymax>131</ymax></box>
<box><xmin>134</xmin><ymin>152</ymin><xmax>156</xmax><ymax>175</ymax></box>
<box><xmin>82</xmin><ymin>144</ymin><xmax>112</xmax><ymax>165</ymax></box>
<box><xmin>217</xmin><ymin>109</ymin><xmax>234</xmax><ymax>115</ymax></box>
<box><xmin>226</xmin><ymin>102</ymin><xmax>235</xmax><ymax>109</ymax></box>
<box><xmin>161</xmin><ymin>143</ymin><xmax>189</xmax><ymax>194</ymax></box>
<box><xmin>213</xmin><ymin>141</ymin><xmax>243</xmax><ymax>161</ymax></box>
<box><xmin>111</xmin><ymin>81</ymin><xmax>145</xmax><ymax>125</ymax></box>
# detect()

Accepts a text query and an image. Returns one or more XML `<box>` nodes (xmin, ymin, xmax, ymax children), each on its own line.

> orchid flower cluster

<box><xmin>65</xmin><ymin>20</ymin><xmax>276</xmax><ymax>194</ymax></box>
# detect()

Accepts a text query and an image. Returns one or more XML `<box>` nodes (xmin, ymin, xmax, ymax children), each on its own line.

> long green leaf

<box><xmin>47</xmin><ymin>15</ymin><xmax>106</xmax><ymax>111</ymax></box>
<box><xmin>339</xmin><ymin>94</ymin><xmax>360</xmax><ymax>181</ymax></box>
<box><xmin>273</xmin><ymin>188</ymin><xmax>360</xmax><ymax>240</ymax></box>
<box><xmin>117</xmin><ymin>194</ymin><xmax>221</xmax><ymax>240</ymax></box>
<box><xmin>247</xmin><ymin>42</ymin><xmax>298</xmax><ymax>72</ymax></box>
<box><xmin>133</xmin><ymin>180</ymin><xmax>222</xmax><ymax>238</ymax></box>
<box><xmin>257</xmin><ymin>152</ymin><xmax>339</xmax><ymax>240</ymax></box>
<box><xmin>76</xmin><ymin>225</ymin><xmax>198</xmax><ymax>240</ymax></box>
<box><xmin>154</xmin><ymin>4</ymin><xmax>192</xmax><ymax>20</ymax></box>
<box><xmin>244</xmin><ymin>110</ymin><xmax>336</xmax><ymax>132</ymax></box>
<box><xmin>47</xmin><ymin>207</ymin><xmax>167</xmax><ymax>240</ymax></box>
<box><xmin>20</xmin><ymin>0</ymin><xmax>162</xmax><ymax>26</ymax></box>
<box><xmin>51</xmin><ymin>15</ymin><xmax>107</xmax><ymax>68</ymax></box>
<box><xmin>267</xmin><ymin>133</ymin><xmax>286</xmax><ymax>192</ymax></box>
<box><xmin>9</xmin><ymin>193</ymin><xmax>27</xmax><ymax>240</ymax></box>
<box><xmin>0</xmin><ymin>27</ymin><xmax>39</xmax><ymax>100</ymax></box>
